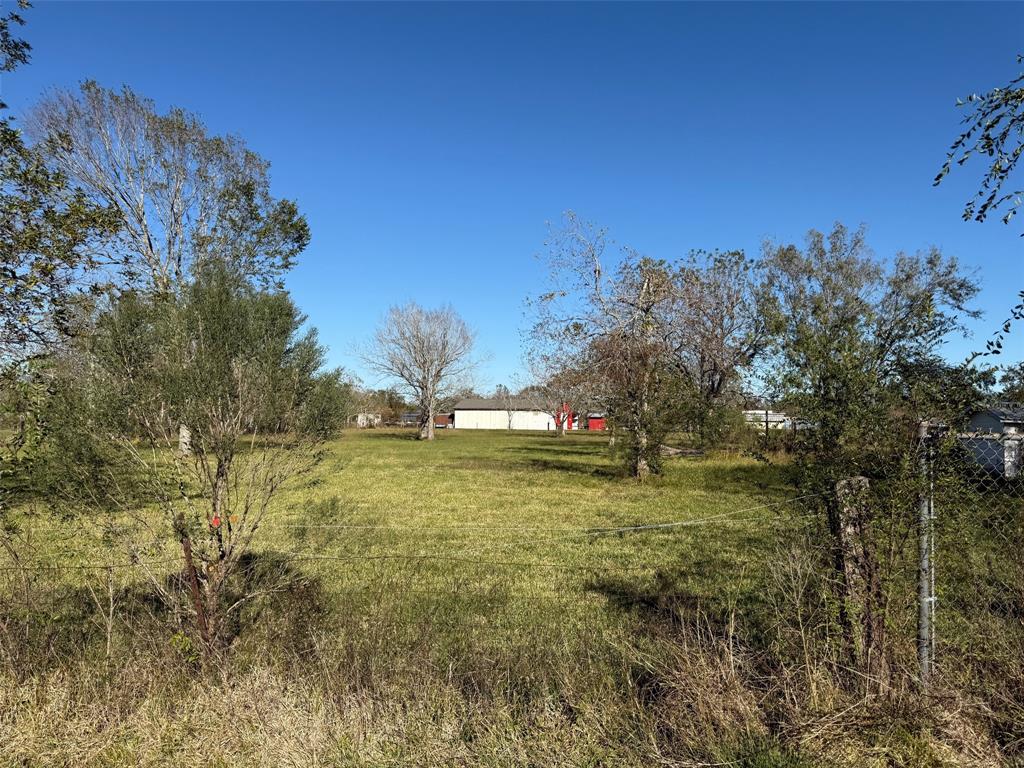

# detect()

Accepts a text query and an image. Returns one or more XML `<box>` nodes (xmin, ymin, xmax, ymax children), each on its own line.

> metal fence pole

<box><xmin>918</xmin><ymin>420</ymin><xmax>934</xmax><ymax>688</ymax></box>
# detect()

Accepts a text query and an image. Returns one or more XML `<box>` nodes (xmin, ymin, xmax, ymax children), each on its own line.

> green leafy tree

<box><xmin>997</xmin><ymin>361</ymin><xmax>1024</xmax><ymax>403</ymax></box>
<box><xmin>764</xmin><ymin>222</ymin><xmax>980</xmax><ymax>689</ymax></box>
<box><xmin>765</xmin><ymin>223</ymin><xmax>980</xmax><ymax>489</ymax></box>
<box><xmin>78</xmin><ymin>264</ymin><xmax>347</xmax><ymax>654</ymax></box>
<box><xmin>0</xmin><ymin>2</ymin><xmax>117</xmax><ymax>541</ymax></box>
<box><xmin>0</xmin><ymin>4</ymin><xmax>118</xmax><ymax>366</ymax></box>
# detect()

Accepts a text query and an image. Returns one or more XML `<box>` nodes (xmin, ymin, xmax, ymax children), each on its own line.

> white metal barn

<box><xmin>452</xmin><ymin>398</ymin><xmax>558</xmax><ymax>431</ymax></box>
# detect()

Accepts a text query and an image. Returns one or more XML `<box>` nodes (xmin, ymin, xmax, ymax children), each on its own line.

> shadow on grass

<box><xmin>495</xmin><ymin>441</ymin><xmax>625</xmax><ymax>480</ymax></box>
<box><xmin>503</xmin><ymin>443</ymin><xmax>608</xmax><ymax>458</ymax></box>
<box><xmin>1</xmin><ymin>550</ymin><xmax>328</xmax><ymax>680</ymax></box>
<box><xmin>586</xmin><ymin>561</ymin><xmax>776</xmax><ymax>654</ymax></box>
<box><xmin>356</xmin><ymin>430</ymin><xmax>423</xmax><ymax>441</ymax></box>
<box><xmin>587</xmin><ymin>569</ymin><xmax>735</xmax><ymax>635</ymax></box>
<box><xmin>520</xmin><ymin>457</ymin><xmax>625</xmax><ymax>480</ymax></box>
<box><xmin>687</xmin><ymin>460</ymin><xmax>791</xmax><ymax>496</ymax></box>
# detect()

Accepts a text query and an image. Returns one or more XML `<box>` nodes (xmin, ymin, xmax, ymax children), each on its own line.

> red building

<box><xmin>555</xmin><ymin>403</ymin><xmax>575</xmax><ymax>431</ymax></box>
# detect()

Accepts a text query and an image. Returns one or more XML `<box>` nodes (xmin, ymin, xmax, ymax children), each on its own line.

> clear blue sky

<box><xmin>4</xmin><ymin>1</ymin><xmax>1023</xmax><ymax>388</ymax></box>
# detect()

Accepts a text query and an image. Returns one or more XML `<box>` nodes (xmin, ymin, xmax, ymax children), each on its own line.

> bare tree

<box><xmin>493</xmin><ymin>384</ymin><xmax>517</xmax><ymax>430</ymax></box>
<box><xmin>28</xmin><ymin>82</ymin><xmax>309</xmax><ymax>294</ymax></box>
<box><xmin>671</xmin><ymin>250</ymin><xmax>774</xmax><ymax>444</ymax></box>
<box><xmin>529</xmin><ymin>213</ymin><xmax>680</xmax><ymax>475</ymax></box>
<box><xmin>366</xmin><ymin>303</ymin><xmax>476</xmax><ymax>440</ymax></box>
<box><xmin>520</xmin><ymin>359</ymin><xmax>591</xmax><ymax>437</ymax></box>
<box><xmin>529</xmin><ymin>212</ymin><xmax>769</xmax><ymax>475</ymax></box>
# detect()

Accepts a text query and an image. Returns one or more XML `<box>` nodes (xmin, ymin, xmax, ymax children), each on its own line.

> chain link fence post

<box><xmin>918</xmin><ymin>420</ymin><xmax>935</xmax><ymax>689</ymax></box>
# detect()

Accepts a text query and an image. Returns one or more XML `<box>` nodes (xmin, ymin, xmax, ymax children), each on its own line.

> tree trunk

<box><xmin>211</xmin><ymin>455</ymin><xmax>231</xmax><ymax>559</ymax></box>
<box><xmin>419</xmin><ymin>408</ymin><xmax>435</xmax><ymax>440</ymax></box>
<box><xmin>630</xmin><ymin>387</ymin><xmax>652</xmax><ymax>480</ymax></box>
<box><xmin>632</xmin><ymin>427</ymin><xmax>651</xmax><ymax>480</ymax></box>
<box><xmin>180</xmin><ymin>531</ymin><xmax>212</xmax><ymax>653</ymax></box>
<box><xmin>834</xmin><ymin>476</ymin><xmax>890</xmax><ymax>695</ymax></box>
<box><xmin>178</xmin><ymin>424</ymin><xmax>192</xmax><ymax>455</ymax></box>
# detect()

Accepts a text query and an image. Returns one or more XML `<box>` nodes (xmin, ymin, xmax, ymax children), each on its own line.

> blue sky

<box><xmin>4</xmin><ymin>1</ymin><xmax>1023</xmax><ymax>389</ymax></box>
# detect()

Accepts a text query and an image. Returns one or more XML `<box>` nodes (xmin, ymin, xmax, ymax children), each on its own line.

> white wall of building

<box><xmin>454</xmin><ymin>409</ymin><xmax>557</xmax><ymax>431</ymax></box>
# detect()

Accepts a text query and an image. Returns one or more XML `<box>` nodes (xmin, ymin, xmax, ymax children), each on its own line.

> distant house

<box><xmin>352</xmin><ymin>412</ymin><xmax>382</xmax><ymax>429</ymax></box>
<box><xmin>584</xmin><ymin>413</ymin><xmax>607</xmax><ymax>431</ymax></box>
<box><xmin>452</xmin><ymin>398</ymin><xmax>574</xmax><ymax>431</ymax></box>
<box><xmin>961</xmin><ymin>406</ymin><xmax>1023</xmax><ymax>478</ymax></box>
<box><xmin>434</xmin><ymin>413</ymin><xmax>453</xmax><ymax>429</ymax></box>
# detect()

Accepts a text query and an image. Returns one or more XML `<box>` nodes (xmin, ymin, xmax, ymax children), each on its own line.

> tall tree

<box><xmin>672</xmin><ymin>249</ymin><xmax>774</xmax><ymax>445</ymax></box>
<box><xmin>530</xmin><ymin>214</ymin><xmax>680</xmax><ymax>475</ymax></box>
<box><xmin>763</xmin><ymin>222</ymin><xmax>979</xmax><ymax>687</ymax></box>
<box><xmin>0</xmin><ymin>122</ymin><xmax>117</xmax><ymax>365</ymax></box>
<box><xmin>29</xmin><ymin>82</ymin><xmax>310</xmax><ymax>451</ymax></box>
<box><xmin>0</xmin><ymin>1</ymin><xmax>118</xmax><ymax>542</ymax></box>
<box><xmin>365</xmin><ymin>302</ymin><xmax>476</xmax><ymax>440</ymax></box>
<box><xmin>530</xmin><ymin>212</ymin><xmax>768</xmax><ymax>476</ymax></box>
<box><xmin>0</xmin><ymin>9</ymin><xmax>117</xmax><ymax>366</ymax></box>
<box><xmin>29</xmin><ymin>81</ymin><xmax>309</xmax><ymax>293</ymax></box>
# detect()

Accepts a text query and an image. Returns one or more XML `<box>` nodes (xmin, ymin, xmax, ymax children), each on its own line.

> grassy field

<box><xmin>0</xmin><ymin>429</ymin><xmax>1006</xmax><ymax>767</ymax></box>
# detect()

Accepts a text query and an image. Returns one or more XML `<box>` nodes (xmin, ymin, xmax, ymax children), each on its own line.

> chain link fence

<box><xmin>929</xmin><ymin>419</ymin><xmax>1024</xmax><ymax>745</ymax></box>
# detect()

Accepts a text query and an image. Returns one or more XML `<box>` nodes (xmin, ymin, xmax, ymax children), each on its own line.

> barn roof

<box><xmin>453</xmin><ymin>398</ymin><xmax>540</xmax><ymax>411</ymax></box>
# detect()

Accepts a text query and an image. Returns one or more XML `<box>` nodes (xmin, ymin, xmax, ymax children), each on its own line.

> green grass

<box><xmin>262</xmin><ymin>429</ymin><xmax>793</xmax><ymax>621</ymax></box>
<box><xmin>1</xmin><ymin>429</ymin><xmax>1000</xmax><ymax>766</ymax></box>
<box><xmin>15</xmin><ymin>428</ymin><xmax>797</xmax><ymax>628</ymax></box>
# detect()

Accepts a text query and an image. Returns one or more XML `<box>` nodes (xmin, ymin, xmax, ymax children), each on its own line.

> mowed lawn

<box><xmin>18</xmin><ymin>428</ymin><xmax>799</xmax><ymax>645</ymax></box>
<box><xmin>2</xmin><ymin>428</ymin><xmax>811</xmax><ymax>767</ymax></box>
<box><xmin>266</xmin><ymin>429</ymin><xmax>793</xmax><ymax>617</ymax></box>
